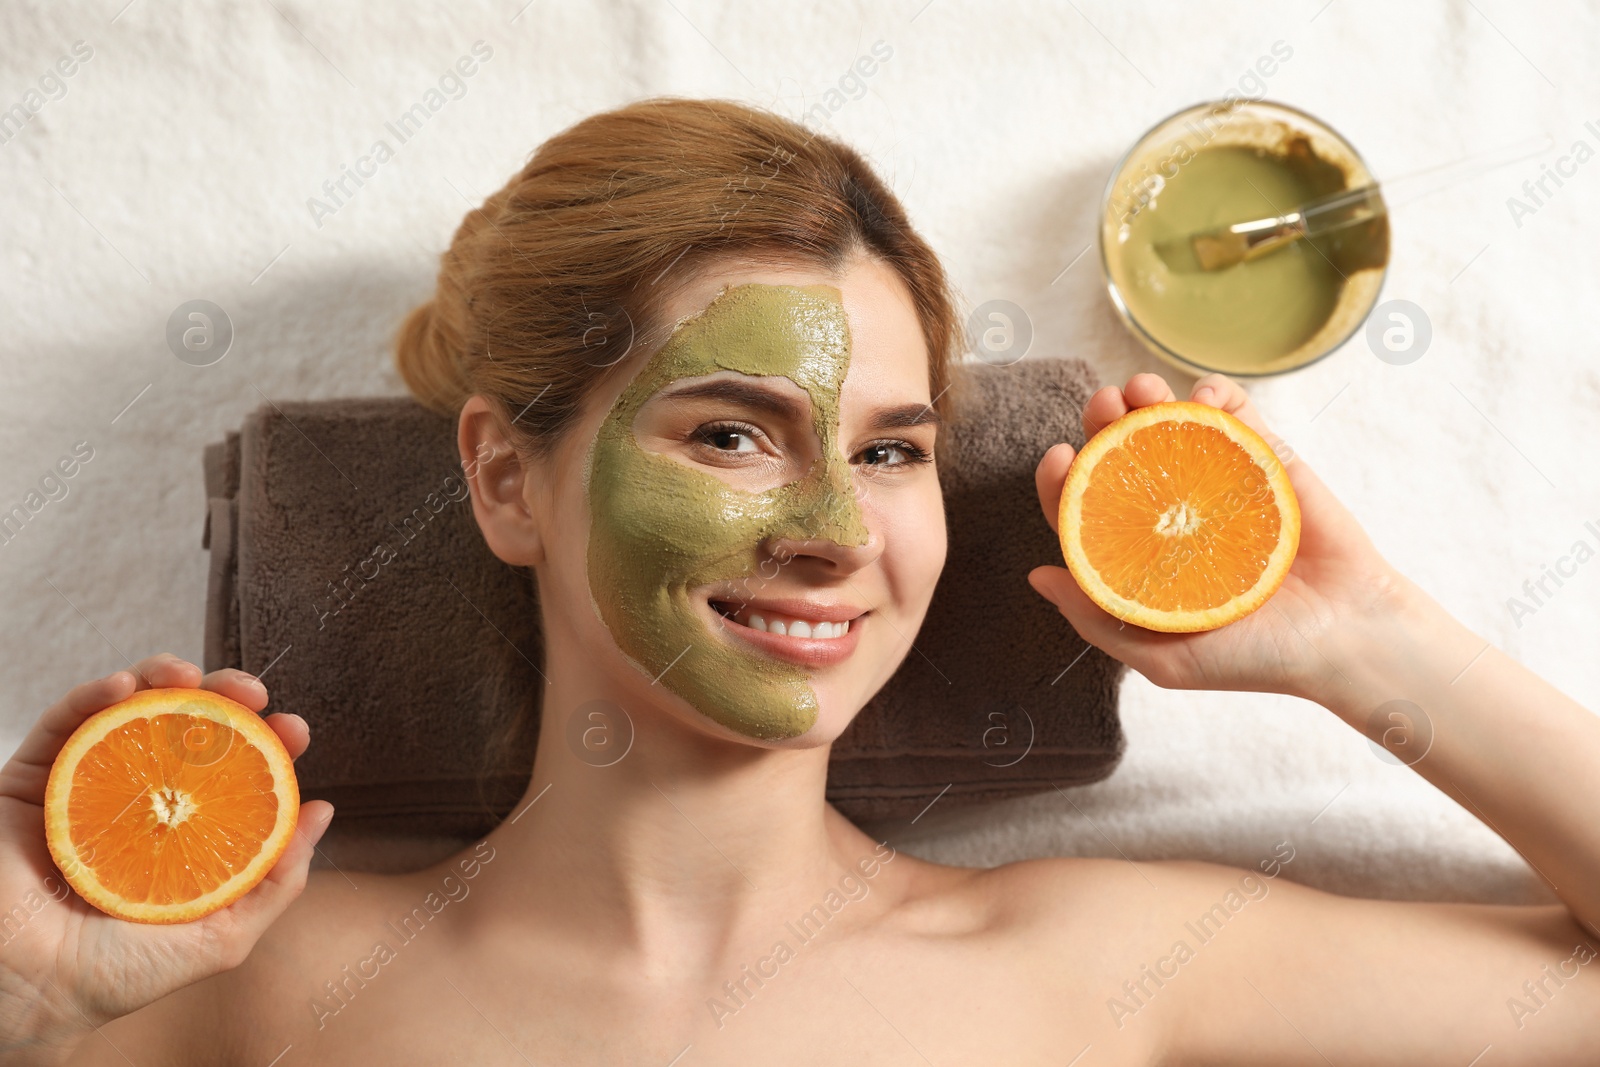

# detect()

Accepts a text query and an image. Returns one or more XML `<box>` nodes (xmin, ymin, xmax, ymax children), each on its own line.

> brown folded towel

<box><xmin>202</xmin><ymin>357</ymin><xmax>1125</xmax><ymax>847</ymax></box>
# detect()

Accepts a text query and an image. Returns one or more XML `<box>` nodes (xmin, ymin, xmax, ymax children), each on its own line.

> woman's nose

<box><xmin>761</xmin><ymin>526</ymin><xmax>884</xmax><ymax>576</ymax></box>
<box><xmin>759</xmin><ymin>452</ymin><xmax>881</xmax><ymax>572</ymax></box>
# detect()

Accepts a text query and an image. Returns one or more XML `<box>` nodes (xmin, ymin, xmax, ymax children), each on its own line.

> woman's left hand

<box><xmin>1028</xmin><ymin>372</ymin><xmax>1409</xmax><ymax>699</ymax></box>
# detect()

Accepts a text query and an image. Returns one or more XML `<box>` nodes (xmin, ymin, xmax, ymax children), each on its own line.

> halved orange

<box><xmin>44</xmin><ymin>687</ymin><xmax>299</xmax><ymax>924</ymax></box>
<box><xmin>1058</xmin><ymin>401</ymin><xmax>1299</xmax><ymax>632</ymax></box>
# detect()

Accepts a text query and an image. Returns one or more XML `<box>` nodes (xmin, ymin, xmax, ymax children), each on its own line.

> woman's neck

<box><xmin>469</xmin><ymin>680</ymin><xmax>891</xmax><ymax>966</ymax></box>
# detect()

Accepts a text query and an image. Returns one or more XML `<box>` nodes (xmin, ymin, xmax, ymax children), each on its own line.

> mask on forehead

<box><xmin>584</xmin><ymin>283</ymin><xmax>868</xmax><ymax>739</ymax></box>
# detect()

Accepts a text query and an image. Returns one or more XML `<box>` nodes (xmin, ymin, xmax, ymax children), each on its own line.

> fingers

<box><xmin>200</xmin><ymin>667</ymin><xmax>268</xmax><ymax>713</ymax></box>
<box><xmin>1034</xmin><ymin>442</ymin><xmax>1075</xmax><ymax>535</ymax></box>
<box><xmin>1083</xmin><ymin>373</ymin><xmax>1178</xmax><ymax>439</ymax></box>
<box><xmin>1092</xmin><ymin>372</ymin><xmax>1291</xmax><ymax>466</ymax></box>
<box><xmin>1084</xmin><ymin>373</ymin><xmax>1283</xmax><ymax>446</ymax></box>
<box><xmin>1188</xmin><ymin>373</ymin><xmax>1281</xmax><ymax>447</ymax></box>
<box><xmin>264</xmin><ymin>712</ymin><xmax>310</xmax><ymax>761</ymax></box>
<box><xmin>1027</xmin><ymin>564</ymin><xmax>1164</xmax><ymax>669</ymax></box>
<box><xmin>127</xmin><ymin>653</ymin><xmax>202</xmax><ymax>691</ymax></box>
<box><xmin>1124</xmin><ymin>372</ymin><xmax>1180</xmax><ymax>409</ymax></box>
<box><xmin>194</xmin><ymin>667</ymin><xmax>308</xmax><ymax>760</ymax></box>
<box><xmin>1028</xmin><ymin>565</ymin><xmax>1120</xmax><ymax>646</ymax></box>
<box><xmin>116</xmin><ymin>658</ymin><xmax>275</xmax><ymax>721</ymax></box>
<box><xmin>248</xmin><ymin>801</ymin><xmax>333</xmax><ymax>905</ymax></box>
<box><xmin>3</xmin><ymin>657</ymin><xmax>299</xmax><ymax>807</ymax></box>
<box><xmin>2</xmin><ymin>671</ymin><xmax>140</xmax><ymax>795</ymax></box>
<box><xmin>1082</xmin><ymin>385</ymin><xmax>1129</xmax><ymax>440</ymax></box>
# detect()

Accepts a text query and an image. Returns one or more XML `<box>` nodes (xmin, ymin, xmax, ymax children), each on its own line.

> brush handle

<box><xmin>1370</xmin><ymin>134</ymin><xmax>1554</xmax><ymax>209</ymax></box>
<box><xmin>1233</xmin><ymin>134</ymin><xmax>1554</xmax><ymax>236</ymax></box>
<box><xmin>1226</xmin><ymin>185</ymin><xmax>1382</xmax><ymax>242</ymax></box>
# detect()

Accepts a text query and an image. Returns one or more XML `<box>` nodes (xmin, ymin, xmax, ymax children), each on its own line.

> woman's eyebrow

<box><xmin>656</xmin><ymin>380</ymin><xmax>940</xmax><ymax>430</ymax></box>
<box><xmin>869</xmin><ymin>403</ymin><xmax>942</xmax><ymax>430</ymax></box>
<box><xmin>657</xmin><ymin>378</ymin><xmax>807</xmax><ymax>420</ymax></box>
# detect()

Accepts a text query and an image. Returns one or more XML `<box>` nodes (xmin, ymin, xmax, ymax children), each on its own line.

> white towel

<box><xmin>4</xmin><ymin>0</ymin><xmax>1592</xmax><ymax>903</ymax></box>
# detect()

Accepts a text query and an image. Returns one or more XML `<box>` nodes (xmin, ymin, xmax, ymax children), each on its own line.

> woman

<box><xmin>4</xmin><ymin>99</ymin><xmax>1597</xmax><ymax>1065</ymax></box>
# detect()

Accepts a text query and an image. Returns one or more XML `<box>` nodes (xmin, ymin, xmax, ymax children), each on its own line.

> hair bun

<box><xmin>395</xmin><ymin>296</ymin><xmax>470</xmax><ymax>416</ymax></box>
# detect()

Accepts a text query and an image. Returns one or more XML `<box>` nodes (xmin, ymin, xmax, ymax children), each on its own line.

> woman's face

<box><xmin>532</xmin><ymin>255</ymin><xmax>946</xmax><ymax>747</ymax></box>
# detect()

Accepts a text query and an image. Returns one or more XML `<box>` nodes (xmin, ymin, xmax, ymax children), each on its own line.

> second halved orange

<box><xmin>44</xmin><ymin>687</ymin><xmax>300</xmax><ymax>924</ymax></box>
<box><xmin>1058</xmin><ymin>401</ymin><xmax>1299</xmax><ymax>632</ymax></box>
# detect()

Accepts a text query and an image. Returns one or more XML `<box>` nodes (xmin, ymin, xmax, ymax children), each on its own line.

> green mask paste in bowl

<box><xmin>1100</xmin><ymin>99</ymin><xmax>1389</xmax><ymax>377</ymax></box>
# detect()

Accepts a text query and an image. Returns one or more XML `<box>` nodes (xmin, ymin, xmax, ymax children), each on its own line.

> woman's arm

<box><xmin>1032</xmin><ymin>372</ymin><xmax>1600</xmax><ymax>933</ymax></box>
<box><xmin>1177</xmin><ymin>579</ymin><xmax>1600</xmax><ymax>1062</ymax></box>
<box><xmin>1313</xmin><ymin>567</ymin><xmax>1600</xmax><ymax>937</ymax></box>
<box><xmin>1028</xmin><ymin>372</ymin><xmax>1600</xmax><ymax>1061</ymax></box>
<box><xmin>1099</xmin><ymin>860</ymin><xmax>1599</xmax><ymax>1064</ymax></box>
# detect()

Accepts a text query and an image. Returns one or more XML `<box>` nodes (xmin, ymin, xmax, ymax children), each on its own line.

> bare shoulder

<box><xmin>77</xmin><ymin>866</ymin><xmax>418</xmax><ymax>1067</ymax></box>
<box><xmin>869</xmin><ymin>848</ymin><xmax>1259</xmax><ymax>971</ymax></box>
<box><xmin>932</xmin><ymin>852</ymin><xmax>1250</xmax><ymax>929</ymax></box>
<box><xmin>923</xmin><ymin>852</ymin><xmax>1313</xmax><ymax>996</ymax></box>
<box><xmin>858</xmin><ymin>852</ymin><xmax>1261</xmax><ymax>1061</ymax></box>
<box><xmin>954</xmin><ymin>848</ymin><xmax>1369</xmax><ymax>979</ymax></box>
<box><xmin>239</xmin><ymin>864</ymin><xmax>412</xmax><ymax>1011</ymax></box>
<box><xmin>963</xmin><ymin>853</ymin><xmax>1600</xmax><ymax>1063</ymax></box>
<box><xmin>879</xmin><ymin>848</ymin><xmax>1165</xmax><ymax>918</ymax></box>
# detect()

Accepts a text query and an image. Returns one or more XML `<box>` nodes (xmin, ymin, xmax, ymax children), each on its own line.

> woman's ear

<box><xmin>458</xmin><ymin>395</ymin><xmax>545</xmax><ymax>567</ymax></box>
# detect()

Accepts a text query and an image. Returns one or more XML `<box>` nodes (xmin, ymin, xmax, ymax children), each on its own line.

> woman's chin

<box><xmin>660</xmin><ymin>684</ymin><xmax>867</xmax><ymax>750</ymax></box>
<box><xmin>757</xmin><ymin>682</ymin><xmax>870</xmax><ymax>748</ymax></box>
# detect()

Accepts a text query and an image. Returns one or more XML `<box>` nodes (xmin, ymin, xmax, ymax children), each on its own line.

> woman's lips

<box><xmin>708</xmin><ymin>599</ymin><xmax>865</xmax><ymax>668</ymax></box>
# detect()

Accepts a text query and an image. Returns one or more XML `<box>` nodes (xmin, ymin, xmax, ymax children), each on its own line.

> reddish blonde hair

<box><xmin>395</xmin><ymin>97</ymin><xmax>959</xmax><ymax>451</ymax></box>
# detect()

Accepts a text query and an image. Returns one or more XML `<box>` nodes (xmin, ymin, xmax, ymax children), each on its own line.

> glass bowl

<box><xmin>1098</xmin><ymin>99</ymin><xmax>1387</xmax><ymax>378</ymax></box>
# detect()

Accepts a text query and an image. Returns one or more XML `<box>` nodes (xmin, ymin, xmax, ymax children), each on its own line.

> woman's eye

<box><xmin>699</xmin><ymin>425</ymin><xmax>762</xmax><ymax>453</ymax></box>
<box><xmin>857</xmin><ymin>441</ymin><xmax>926</xmax><ymax>467</ymax></box>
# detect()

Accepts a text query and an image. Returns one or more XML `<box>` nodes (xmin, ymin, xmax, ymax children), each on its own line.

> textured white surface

<box><xmin>3</xmin><ymin>0</ymin><xmax>1595</xmax><ymax>902</ymax></box>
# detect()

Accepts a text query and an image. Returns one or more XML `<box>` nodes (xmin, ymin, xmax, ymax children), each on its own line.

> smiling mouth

<box><xmin>712</xmin><ymin>601</ymin><xmax>854</xmax><ymax>639</ymax></box>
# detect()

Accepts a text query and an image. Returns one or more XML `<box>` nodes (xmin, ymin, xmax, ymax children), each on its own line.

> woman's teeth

<box><xmin>744</xmin><ymin>613</ymin><xmax>850</xmax><ymax>639</ymax></box>
<box><xmin>720</xmin><ymin>604</ymin><xmax>857</xmax><ymax>639</ymax></box>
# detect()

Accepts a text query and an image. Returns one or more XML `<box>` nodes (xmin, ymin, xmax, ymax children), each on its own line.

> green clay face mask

<box><xmin>584</xmin><ymin>283</ymin><xmax>868</xmax><ymax>740</ymax></box>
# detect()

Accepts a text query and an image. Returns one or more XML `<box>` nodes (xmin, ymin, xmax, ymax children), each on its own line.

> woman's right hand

<box><xmin>0</xmin><ymin>654</ymin><xmax>333</xmax><ymax>1062</ymax></box>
